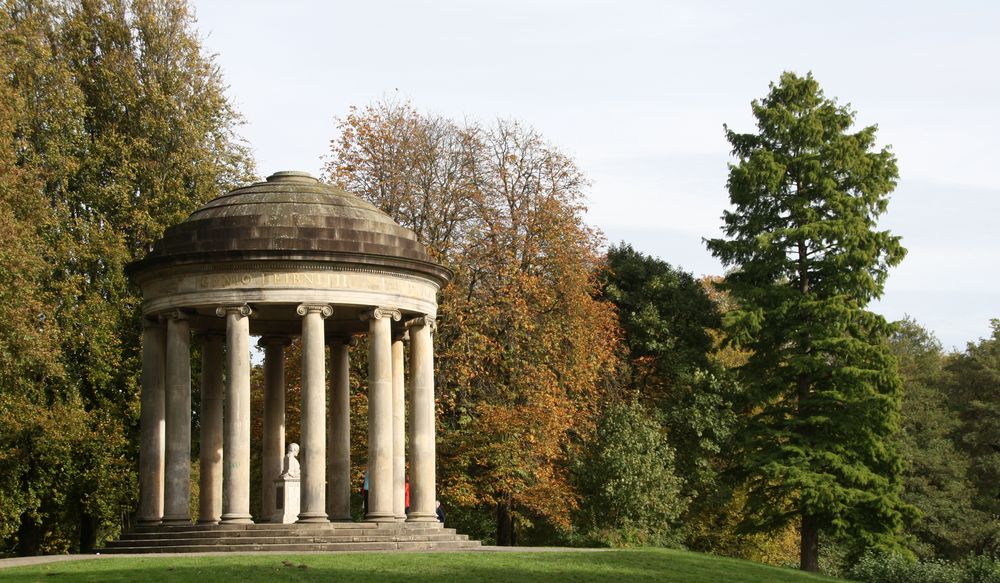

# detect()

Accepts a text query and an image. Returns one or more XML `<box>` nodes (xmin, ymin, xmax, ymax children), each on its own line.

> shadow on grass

<box><xmin>2</xmin><ymin>550</ymin><xmax>845</xmax><ymax>583</ymax></box>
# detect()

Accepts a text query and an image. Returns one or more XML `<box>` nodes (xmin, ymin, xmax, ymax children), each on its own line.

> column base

<box><xmin>197</xmin><ymin>519</ymin><xmax>220</xmax><ymax>525</ymax></box>
<box><xmin>406</xmin><ymin>512</ymin><xmax>438</xmax><ymax>523</ymax></box>
<box><xmin>136</xmin><ymin>518</ymin><xmax>163</xmax><ymax>526</ymax></box>
<box><xmin>365</xmin><ymin>512</ymin><xmax>397</xmax><ymax>523</ymax></box>
<box><xmin>296</xmin><ymin>512</ymin><xmax>329</xmax><ymax>524</ymax></box>
<box><xmin>220</xmin><ymin>514</ymin><xmax>254</xmax><ymax>524</ymax></box>
<box><xmin>160</xmin><ymin>515</ymin><xmax>192</xmax><ymax>525</ymax></box>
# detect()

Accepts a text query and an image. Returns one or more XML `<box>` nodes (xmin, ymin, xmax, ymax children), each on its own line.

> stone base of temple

<box><xmin>103</xmin><ymin>521</ymin><xmax>479</xmax><ymax>553</ymax></box>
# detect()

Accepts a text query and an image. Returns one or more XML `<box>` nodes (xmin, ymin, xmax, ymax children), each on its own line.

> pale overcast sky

<box><xmin>190</xmin><ymin>0</ymin><xmax>998</xmax><ymax>350</ymax></box>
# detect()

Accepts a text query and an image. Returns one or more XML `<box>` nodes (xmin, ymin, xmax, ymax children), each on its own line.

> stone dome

<box><xmin>126</xmin><ymin>171</ymin><xmax>450</xmax><ymax>333</ymax></box>
<box><xmin>129</xmin><ymin>171</ymin><xmax>449</xmax><ymax>284</ymax></box>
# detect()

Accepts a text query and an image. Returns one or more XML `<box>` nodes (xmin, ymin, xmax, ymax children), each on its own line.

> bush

<box><xmin>573</xmin><ymin>400</ymin><xmax>687</xmax><ymax>547</ymax></box>
<box><xmin>848</xmin><ymin>552</ymin><xmax>1000</xmax><ymax>583</ymax></box>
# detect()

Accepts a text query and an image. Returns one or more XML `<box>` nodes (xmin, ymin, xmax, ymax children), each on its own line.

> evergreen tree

<box><xmin>706</xmin><ymin>72</ymin><xmax>910</xmax><ymax>571</ymax></box>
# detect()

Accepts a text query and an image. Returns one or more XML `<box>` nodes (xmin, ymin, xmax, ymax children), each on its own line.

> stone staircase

<box><xmin>104</xmin><ymin>521</ymin><xmax>480</xmax><ymax>553</ymax></box>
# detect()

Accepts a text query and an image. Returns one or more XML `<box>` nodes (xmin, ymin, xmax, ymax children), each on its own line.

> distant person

<box><xmin>362</xmin><ymin>471</ymin><xmax>369</xmax><ymax>514</ymax></box>
<box><xmin>436</xmin><ymin>499</ymin><xmax>445</xmax><ymax>524</ymax></box>
<box><xmin>405</xmin><ymin>480</ymin><xmax>410</xmax><ymax>515</ymax></box>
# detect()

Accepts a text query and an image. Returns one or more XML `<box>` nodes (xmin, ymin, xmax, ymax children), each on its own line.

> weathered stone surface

<box><xmin>127</xmin><ymin>171</ymin><xmax>450</xmax><ymax>286</ymax></box>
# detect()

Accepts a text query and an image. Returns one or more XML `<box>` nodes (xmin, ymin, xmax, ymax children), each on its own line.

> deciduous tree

<box><xmin>325</xmin><ymin>104</ymin><xmax>621</xmax><ymax>545</ymax></box>
<box><xmin>0</xmin><ymin>0</ymin><xmax>252</xmax><ymax>554</ymax></box>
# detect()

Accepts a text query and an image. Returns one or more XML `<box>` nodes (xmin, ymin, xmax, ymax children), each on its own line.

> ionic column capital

<box><xmin>257</xmin><ymin>335</ymin><xmax>292</xmax><ymax>348</ymax></box>
<box><xmin>360</xmin><ymin>307</ymin><xmax>401</xmax><ymax>322</ymax></box>
<box><xmin>297</xmin><ymin>304</ymin><xmax>333</xmax><ymax>318</ymax></box>
<box><xmin>215</xmin><ymin>304</ymin><xmax>252</xmax><ymax>318</ymax></box>
<box><xmin>404</xmin><ymin>315</ymin><xmax>436</xmax><ymax>332</ymax></box>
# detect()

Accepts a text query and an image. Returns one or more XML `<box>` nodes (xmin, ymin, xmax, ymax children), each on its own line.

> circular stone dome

<box><xmin>130</xmin><ymin>171</ymin><xmax>449</xmax><ymax>283</ymax></box>
<box><xmin>127</xmin><ymin>171</ymin><xmax>450</xmax><ymax>330</ymax></box>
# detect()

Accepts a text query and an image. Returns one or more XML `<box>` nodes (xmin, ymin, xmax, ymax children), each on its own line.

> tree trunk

<box><xmin>79</xmin><ymin>512</ymin><xmax>97</xmax><ymax>553</ymax></box>
<box><xmin>800</xmin><ymin>513</ymin><xmax>820</xmax><ymax>572</ymax></box>
<box><xmin>17</xmin><ymin>512</ymin><xmax>42</xmax><ymax>556</ymax></box>
<box><xmin>496</xmin><ymin>495</ymin><xmax>515</xmax><ymax>546</ymax></box>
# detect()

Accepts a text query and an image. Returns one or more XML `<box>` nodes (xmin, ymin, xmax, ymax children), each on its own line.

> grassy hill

<box><xmin>2</xmin><ymin>548</ymin><xmax>846</xmax><ymax>582</ymax></box>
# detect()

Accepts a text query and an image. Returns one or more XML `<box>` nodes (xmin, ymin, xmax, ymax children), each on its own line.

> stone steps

<box><xmin>104</xmin><ymin>522</ymin><xmax>480</xmax><ymax>554</ymax></box>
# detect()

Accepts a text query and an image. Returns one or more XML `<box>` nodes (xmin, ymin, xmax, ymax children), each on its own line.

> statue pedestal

<box><xmin>272</xmin><ymin>475</ymin><xmax>300</xmax><ymax>524</ymax></box>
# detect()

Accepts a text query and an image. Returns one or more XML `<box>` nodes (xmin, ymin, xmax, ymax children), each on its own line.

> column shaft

<box><xmin>198</xmin><ymin>335</ymin><xmax>224</xmax><ymax>524</ymax></box>
<box><xmin>365</xmin><ymin>308</ymin><xmax>399</xmax><ymax>521</ymax></box>
<box><xmin>327</xmin><ymin>339</ymin><xmax>352</xmax><ymax>521</ymax></box>
<box><xmin>260</xmin><ymin>338</ymin><xmax>287</xmax><ymax>522</ymax></box>
<box><xmin>407</xmin><ymin>317</ymin><xmax>437</xmax><ymax>522</ymax></box>
<box><xmin>138</xmin><ymin>319</ymin><xmax>166</xmax><ymax>525</ymax></box>
<box><xmin>391</xmin><ymin>335</ymin><xmax>406</xmax><ymax>521</ymax></box>
<box><xmin>220</xmin><ymin>305</ymin><xmax>252</xmax><ymax>523</ymax></box>
<box><xmin>162</xmin><ymin>313</ymin><xmax>191</xmax><ymax>524</ymax></box>
<box><xmin>298</xmin><ymin>304</ymin><xmax>331</xmax><ymax>523</ymax></box>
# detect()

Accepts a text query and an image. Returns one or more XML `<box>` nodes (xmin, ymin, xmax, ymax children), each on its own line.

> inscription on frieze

<box><xmin>146</xmin><ymin>270</ymin><xmax>436</xmax><ymax>302</ymax></box>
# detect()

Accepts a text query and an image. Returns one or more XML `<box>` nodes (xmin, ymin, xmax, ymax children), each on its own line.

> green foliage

<box><xmin>0</xmin><ymin>0</ymin><xmax>253</xmax><ymax>554</ymax></box>
<box><xmin>849</xmin><ymin>552</ymin><xmax>1000</xmax><ymax>583</ymax></box>
<box><xmin>947</xmin><ymin>320</ymin><xmax>1000</xmax><ymax>553</ymax></box>
<box><xmin>602</xmin><ymin>243</ymin><xmax>718</xmax><ymax>378</ymax></box>
<box><xmin>891</xmin><ymin>318</ymin><xmax>990</xmax><ymax>559</ymax></box>
<box><xmin>601</xmin><ymin>244</ymin><xmax>739</xmax><ymax>535</ymax></box>
<box><xmin>705</xmin><ymin>71</ymin><xmax>911</xmax><ymax>569</ymax></box>
<box><xmin>574</xmin><ymin>400</ymin><xmax>687</xmax><ymax>547</ymax></box>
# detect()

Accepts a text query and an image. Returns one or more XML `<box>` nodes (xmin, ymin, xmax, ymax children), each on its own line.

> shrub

<box><xmin>848</xmin><ymin>552</ymin><xmax>1000</xmax><ymax>583</ymax></box>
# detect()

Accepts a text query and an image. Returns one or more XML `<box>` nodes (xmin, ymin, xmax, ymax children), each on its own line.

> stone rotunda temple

<box><xmin>113</xmin><ymin>171</ymin><xmax>476</xmax><ymax>552</ymax></box>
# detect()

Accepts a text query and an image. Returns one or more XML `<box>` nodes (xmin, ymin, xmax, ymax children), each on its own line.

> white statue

<box><xmin>281</xmin><ymin>442</ymin><xmax>300</xmax><ymax>479</ymax></box>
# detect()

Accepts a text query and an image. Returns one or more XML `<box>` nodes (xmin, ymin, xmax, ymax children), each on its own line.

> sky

<box><xmin>189</xmin><ymin>0</ymin><xmax>998</xmax><ymax>351</ymax></box>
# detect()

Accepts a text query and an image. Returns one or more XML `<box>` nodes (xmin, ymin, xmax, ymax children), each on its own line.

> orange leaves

<box><xmin>325</xmin><ymin>99</ymin><xmax>623</xmax><ymax>536</ymax></box>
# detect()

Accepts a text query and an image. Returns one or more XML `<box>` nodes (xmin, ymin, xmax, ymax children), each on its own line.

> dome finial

<box><xmin>266</xmin><ymin>170</ymin><xmax>318</xmax><ymax>183</ymax></box>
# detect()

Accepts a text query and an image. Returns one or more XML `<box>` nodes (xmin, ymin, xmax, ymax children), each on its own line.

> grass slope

<box><xmin>2</xmin><ymin>548</ymin><xmax>845</xmax><ymax>582</ymax></box>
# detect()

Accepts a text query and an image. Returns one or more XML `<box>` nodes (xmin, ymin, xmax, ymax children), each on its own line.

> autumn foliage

<box><xmin>325</xmin><ymin>101</ymin><xmax>621</xmax><ymax>544</ymax></box>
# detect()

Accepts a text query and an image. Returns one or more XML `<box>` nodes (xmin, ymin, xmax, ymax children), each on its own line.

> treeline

<box><xmin>0</xmin><ymin>0</ymin><xmax>252</xmax><ymax>555</ymax></box>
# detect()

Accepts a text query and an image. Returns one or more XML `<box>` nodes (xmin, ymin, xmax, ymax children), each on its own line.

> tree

<box><xmin>325</xmin><ymin>103</ymin><xmax>621</xmax><ymax>545</ymax></box>
<box><xmin>574</xmin><ymin>399</ymin><xmax>686</xmax><ymax>547</ymax></box>
<box><xmin>600</xmin><ymin>244</ymin><xmax>739</xmax><ymax>537</ymax></box>
<box><xmin>890</xmin><ymin>318</ymin><xmax>987</xmax><ymax>559</ymax></box>
<box><xmin>705</xmin><ymin>71</ymin><xmax>910</xmax><ymax>571</ymax></box>
<box><xmin>0</xmin><ymin>0</ymin><xmax>253</xmax><ymax>554</ymax></box>
<box><xmin>947</xmin><ymin>320</ymin><xmax>1000</xmax><ymax>554</ymax></box>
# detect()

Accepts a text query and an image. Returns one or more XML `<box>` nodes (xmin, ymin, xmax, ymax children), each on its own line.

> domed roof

<box><xmin>128</xmin><ymin>171</ymin><xmax>450</xmax><ymax>284</ymax></box>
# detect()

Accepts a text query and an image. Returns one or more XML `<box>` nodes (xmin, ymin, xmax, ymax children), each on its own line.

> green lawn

<box><xmin>2</xmin><ymin>548</ymin><xmax>847</xmax><ymax>582</ymax></box>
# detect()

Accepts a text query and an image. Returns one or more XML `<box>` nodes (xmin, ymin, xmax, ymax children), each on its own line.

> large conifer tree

<box><xmin>706</xmin><ymin>72</ymin><xmax>910</xmax><ymax>571</ymax></box>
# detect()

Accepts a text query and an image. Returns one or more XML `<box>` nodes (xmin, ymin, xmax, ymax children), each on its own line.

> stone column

<box><xmin>197</xmin><ymin>333</ymin><xmax>224</xmax><ymax>525</ymax></box>
<box><xmin>217</xmin><ymin>304</ymin><xmax>253</xmax><ymax>524</ymax></box>
<box><xmin>392</xmin><ymin>331</ymin><xmax>407</xmax><ymax>521</ymax></box>
<box><xmin>363</xmin><ymin>307</ymin><xmax>401</xmax><ymax>522</ymax></box>
<box><xmin>327</xmin><ymin>337</ymin><xmax>354</xmax><ymax>521</ymax></box>
<box><xmin>297</xmin><ymin>303</ymin><xmax>333</xmax><ymax>523</ymax></box>
<box><xmin>137</xmin><ymin>317</ymin><xmax>166</xmax><ymax>525</ymax></box>
<box><xmin>406</xmin><ymin>316</ymin><xmax>437</xmax><ymax>522</ymax></box>
<box><xmin>259</xmin><ymin>336</ymin><xmax>290</xmax><ymax>522</ymax></box>
<box><xmin>162</xmin><ymin>310</ymin><xmax>192</xmax><ymax>525</ymax></box>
